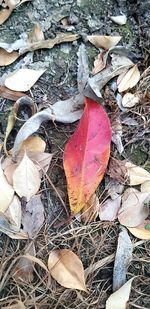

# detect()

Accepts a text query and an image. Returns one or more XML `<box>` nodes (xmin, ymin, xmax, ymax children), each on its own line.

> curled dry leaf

<box><xmin>77</xmin><ymin>44</ymin><xmax>89</xmax><ymax>94</ymax></box>
<box><xmin>0</xmin><ymin>163</ymin><xmax>14</xmax><ymax>212</ymax></box>
<box><xmin>118</xmin><ymin>65</ymin><xmax>140</xmax><ymax>92</ymax></box>
<box><xmin>63</xmin><ymin>97</ymin><xmax>111</xmax><ymax>214</ymax></box>
<box><xmin>0</xmin><ymin>48</ymin><xmax>19</xmax><ymax>66</ymax></box>
<box><xmin>12</xmin><ymin>94</ymin><xmax>84</xmax><ymax>157</ymax></box>
<box><xmin>87</xmin><ymin>35</ymin><xmax>121</xmax><ymax>50</ymax></box>
<box><xmin>141</xmin><ymin>180</ymin><xmax>150</xmax><ymax>193</ymax></box>
<box><xmin>110</xmin><ymin>14</ymin><xmax>127</xmax><ymax>25</ymax></box>
<box><xmin>28</xmin><ymin>23</ymin><xmax>44</xmax><ymax>43</ymax></box>
<box><xmin>125</xmin><ymin>162</ymin><xmax>150</xmax><ymax>185</ymax></box>
<box><xmin>127</xmin><ymin>220</ymin><xmax>150</xmax><ymax>240</ymax></box>
<box><xmin>0</xmin><ymin>86</ymin><xmax>26</xmax><ymax>101</ymax></box>
<box><xmin>13</xmin><ymin>152</ymin><xmax>41</xmax><ymax>201</ymax></box>
<box><xmin>0</xmin><ymin>212</ymin><xmax>28</xmax><ymax>239</ymax></box>
<box><xmin>4</xmin><ymin>68</ymin><xmax>46</xmax><ymax>92</ymax></box>
<box><xmin>122</xmin><ymin>92</ymin><xmax>140</xmax><ymax>108</ymax></box>
<box><xmin>99</xmin><ymin>195</ymin><xmax>121</xmax><ymax>221</ymax></box>
<box><xmin>81</xmin><ymin>193</ymin><xmax>99</xmax><ymax>223</ymax></box>
<box><xmin>118</xmin><ymin>188</ymin><xmax>150</xmax><ymax>227</ymax></box>
<box><xmin>48</xmin><ymin>249</ymin><xmax>87</xmax><ymax>291</ymax></box>
<box><xmin>106</xmin><ymin>277</ymin><xmax>135</xmax><ymax>309</ymax></box>
<box><xmin>113</xmin><ymin>227</ymin><xmax>133</xmax><ymax>291</ymax></box>
<box><xmin>5</xmin><ymin>195</ymin><xmax>21</xmax><ymax>229</ymax></box>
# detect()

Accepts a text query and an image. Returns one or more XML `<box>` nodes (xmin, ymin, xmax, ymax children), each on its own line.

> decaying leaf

<box><xmin>125</xmin><ymin>162</ymin><xmax>150</xmax><ymax>185</ymax></box>
<box><xmin>108</xmin><ymin>158</ymin><xmax>128</xmax><ymax>183</ymax></box>
<box><xmin>13</xmin><ymin>152</ymin><xmax>41</xmax><ymax>201</ymax></box>
<box><xmin>127</xmin><ymin>220</ymin><xmax>150</xmax><ymax>240</ymax></box>
<box><xmin>21</xmin><ymin>195</ymin><xmax>44</xmax><ymax>238</ymax></box>
<box><xmin>122</xmin><ymin>92</ymin><xmax>140</xmax><ymax>108</ymax></box>
<box><xmin>92</xmin><ymin>51</ymin><xmax>106</xmax><ymax>75</ymax></box>
<box><xmin>110</xmin><ymin>14</ymin><xmax>127</xmax><ymax>25</ymax></box>
<box><xmin>4</xmin><ymin>68</ymin><xmax>46</xmax><ymax>92</ymax></box>
<box><xmin>99</xmin><ymin>195</ymin><xmax>121</xmax><ymax>221</ymax></box>
<box><xmin>63</xmin><ymin>97</ymin><xmax>111</xmax><ymax>214</ymax></box>
<box><xmin>12</xmin><ymin>94</ymin><xmax>84</xmax><ymax>158</ymax></box>
<box><xmin>48</xmin><ymin>249</ymin><xmax>87</xmax><ymax>291</ymax></box>
<box><xmin>81</xmin><ymin>193</ymin><xmax>99</xmax><ymax>223</ymax></box>
<box><xmin>18</xmin><ymin>135</ymin><xmax>46</xmax><ymax>153</ymax></box>
<box><xmin>0</xmin><ymin>212</ymin><xmax>28</xmax><ymax>239</ymax></box>
<box><xmin>28</xmin><ymin>23</ymin><xmax>44</xmax><ymax>43</ymax></box>
<box><xmin>0</xmin><ymin>0</ymin><xmax>32</xmax><ymax>25</ymax></box>
<box><xmin>87</xmin><ymin>35</ymin><xmax>121</xmax><ymax>50</ymax></box>
<box><xmin>118</xmin><ymin>65</ymin><xmax>140</xmax><ymax>92</ymax></box>
<box><xmin>111</xmin><ymin>112</ymin><xmax>124</xmax><ymax>154</ymax></box>
<box><xmin>0</xmin><ymin>86</ymin><xmax>26</xmax><ymax>101</ymax></box>
<box><xmin>0</xmin><ymin>48</ymin><xmax>19</xmax><ymax>66</ymax></box>
<box><xmin>141</xmin><ymin>180</ymin><xmax>150</xmax><ymax>192</ymax></box>
<box><xmin>77</xmin><ymin>44</ymin><xmax>89</xmax><ymax>93</ymax></box>
<box><xmin>106</xmin><ymin>277</ymin><xmax>135</xmax><ymax>309</ymax></box>
<box><xmin>118</xmin><ymin>188</ymin><xmax>150</xmax><ymax>227</ymax></box>
<box><xmin>0</xmin><ymin>7</ymin><xmax>13</xmax><ymax>25</ymax></box>
<box><xmin>113</xmin><ymin>227</ymin><xmax>133</xmax><ymax>291</ymax></box>
<box><xmin>0</xmin><ymin>163</ymin><xmax>14</xmax><ymax>212</ymax></box>
<box><xmin>5</xmin><ymin>195</ymin><xmax>21</xmax><ymax>229</ymax></box>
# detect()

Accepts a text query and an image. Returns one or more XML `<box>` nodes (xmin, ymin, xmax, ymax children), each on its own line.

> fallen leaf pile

<box><xmin>0</xmin><ymin>5</ymin><xmax>149</xmax><ymax>307</ymax></box>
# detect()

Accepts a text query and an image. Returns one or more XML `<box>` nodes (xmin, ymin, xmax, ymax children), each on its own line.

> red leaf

<box><xmin>63</xmin><ymin>97</ymin><xmax>112</xmax><ymax>214</ymax></box>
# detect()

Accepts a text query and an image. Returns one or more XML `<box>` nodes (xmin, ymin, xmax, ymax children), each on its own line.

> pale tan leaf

<box><xmin>0</xmin><ymin>48</ymin><xmax>19</xmax><ymax>66</ymax></box>
<box><xmin>92</xmin><ymin>51</ymin><xmax>106</xmax><ymax>75</ymax></box>
<box><xmin>141</xmin><ymin>180</ymin><xmax>150</xmax><ymax>192</ymax></box>
<box><xmin>111</xmin><ymin>54</ymin><xmax>134</xmax><ymax>68</ymax></box>
<box><xmin>122</xmin><ymin>92</ymin><xmax>140</xmax><ymax>108</ymax></box>
<box><xmin>110</xmin><ymin>14</ymin><xmax>127</xmax><ymax>25</ymax></box>
<box><xmin>13</xmin><ymin>152</ymin><xmax>41</xmax><ymax>201</ymax></box>
<box><xmin>0</xmin><ymin>163</ymin><xmax>14</xmax><ymax>212</ymax></box>
<box><xmin>118</xmin><ymin>65</ymin><xmax>140</xmax><ymax>92</ymax></box>
<box><xmin>19</xmin><ymin>135</ymin><xmax>46</xmax><ymax>153</ymax></box>
<box><xmin>0</xmin><ymin>212</ymin><xmax>28</xmax><ymax>239</ymax></box>
<box><xmin>127</xmin><ymin>220</ymin><xmax>150</xmax><ymax>240</ymax></box>
<box><xmin>113</xmin><ymin>227</ymin><xmax>133</xmax><ymax>291</ymax></box>
<box><xmin>1</xmin><ymin>299</ymin><xmax>26</xmax><ymax>309</ymax></box>
<box><xmin>99</xmin><ymin>195</ymin><xmax>121</xmax><ymax>221</ymax></box>
<box><xmin>4</xmin><ymin>162</ymin><xmax>18</xmax><ymax>185</ymax></box>
<box><xmin>0</xmin><ymin>7</ymin><xmax>13</xmax><ymax>25</ymax></box>
<box><xmin>87</xmin><ymin>35</ymin><xmax>122</xmax><ymax>50</ymax></box>
<box><xmin>125</xmin><ymin>162</ymin><xmax>150</xmax><ymax>185</ymax></box>
<box><xmin>106</xmin><ymin>277</ymin><xmax>135</xmax><ymax>309</ymax></box>
<box><xmin>4</xmin><ymin>68</ymin><xmax>46</xmax><ymax>92</ymax></box>
<box><xmin>28</xmin><ymin>23</ymin><xmax>44</xmax><ymax>43</ymax></box>
<box><xmin>5</xmin><ymin>195</ymin><xmax>21</xmax><ymax>229</ymax></box>
<box><xmin>81</xmin><ymin>193</ymin><xmax>99</xmax><ymax>223</ymax></box>
<box><xmin>118</xmin><ymin>188</ymin><xmax>149</xmax><ymax>227</ymax></box>
<box><xmin>0</xmin><ymin>86</ymin><xmax>26</xmax><ymax>101</ymax></box>
<box><xmin>48</xmin><ymin>249</ymin><xmax>87</xmax><ymax>291</ymax></box>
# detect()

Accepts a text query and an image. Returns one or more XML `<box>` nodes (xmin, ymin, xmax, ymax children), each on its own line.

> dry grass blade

<box><xmin>1</xmin><ymin>299</ymin><xmax>26</xmax><ymax>309</ymax></box>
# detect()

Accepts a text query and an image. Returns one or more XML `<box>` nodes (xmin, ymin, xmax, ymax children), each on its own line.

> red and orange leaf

<box><xmin>63</xmin><ymin>97</ymin><xmax>112</xmax><ymax>214</ymax></box>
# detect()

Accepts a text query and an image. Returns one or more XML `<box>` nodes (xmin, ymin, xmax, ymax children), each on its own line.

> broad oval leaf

<box><xmin>125</xmin><ymin>162</ymin><xmax>150</xmax><ymax>185</ymax></box>
<box><xmin>127</xmin><ymin>220</ymin><xmax>150</xmax><ymax>240</ymax></box>
<box><xmin>63</xmin><ymin>97</ymin><xmax>111</xmax><ymax>214</ymax></box>
<box><xmin>118</xmin><ymin>64</ymin><xmax>140</xmax><ymax>92</ymax></box>
<box><xmin>0</xmin><ymin>48</ymin><xmax>19</xmax><ymax>66</ymax></box>
<box><xmin>48</xmin><ymin>249</ymin><xmax>87</xmax><ymax>291</ymax></box>
<box><xmin>13</xmin><ymin>152</ymin><xmax>41</xmax><ymax>201</ymax></box>
<box><xmin>0</xmin><ymin>163</ymin><xmax>14</xmax><ymax>212</ymax></box>
<box><xmin>87</xmin><ymin>35</ymin><xmax>121</xmax><ymax>50</ymax></box>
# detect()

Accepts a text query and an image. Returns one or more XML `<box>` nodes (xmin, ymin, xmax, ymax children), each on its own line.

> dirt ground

<box><xmin>0</xmin><ymin>0</ymin><xmax>150</xmax><ymax>308</ymax></box>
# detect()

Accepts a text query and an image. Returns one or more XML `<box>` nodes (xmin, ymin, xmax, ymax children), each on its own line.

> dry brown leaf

<box><xmin>4</xmin><ymin>161</ymin><xmax>17</xmax><ymax>185</ymax></box>
<box><xmin>0</xmin><ymin>7</ymin><xmax>13</xmax><ymax>24</ymax></box>
<box><xmin>28</xmin><ymin>23</ymin><xmax>44</xmax><ymax>43</ymax></box>
<box><xmin>19</xmin><ymin>135</ymin><xmax>46</xmax><ymax>153</ymax></box>
<box><xmin>99</xmin><ymin>195</ymin><xmax>121</xmax><ymax>221</ymax></box>
<box><xmin>81</xmin><ymin>193</ymin><xmax>99</xmax><ymax>223</ymax></box>
<box><xmin>1</xmin><ymin>300</ymin><xmax>26</xmax><ymax>309</ymax></box>
<box><xmin>127</xmin><ymin>220</ymin><xmax>150</xmax><ymax>240</ymax></box>
<box><xmin>108</xmin><ymin>158</ymin><xmax>128</xmax><ymax>183</ymax></box>
<box><xmin>0</xmin><ymin>86</ymin><xmax>26</xmax><ymax>101</ymax></box>
<box><xmin>21</xmin><ymin>195</ymin><xmax>44</xmax><ymax>238</ymax></box>
<box><xmin>118</xmin><ymin>188</ymin><xmax>149</xmax><ymax>227</ymax></box>
<box><xmin>87</xmin><ymin>35</ymin><xmax>121</xmax><ymax>50</ymax></box>
<box><xmin>110</xmin><ymin>14</ymin><xmax>127</xmax><ymax>25</ymax></box>
<box><xmin>13</xmin><ymin>152</ymin><xmax>41</xmax><ymax>201</ymax></box>
<box><xmin>92</xmin><ymin>51</ymin><xmax>106</xmax><ymax>75</ymax></box>
<box><xmin>4</xmin><ymin>68</ymin><xmax>46</xmax><ymax>92</ymax></box>
<box><xmin>0</xmin><ymin>0</ymin><xmax>32</xmax><ymax>25</ymax></box>
<box><xmin>0</xmin><ymin>212</ymin><xmax>28</xmax><ymax>239</ymax></box>
<box><xmin>0</xmin><ymin>48</ymin><xmax>19</xmax><ymax>66</ymax></box>
<box><xmin>48</xmin><ymin>249</ymin><xmax>87</xmax><ymax>291</ymax></box>
<box><xmin>113</xmin><ymin>227</ymin><xmax>133</xmax><ymax>291</ymax></box>
<box><xmin>122</xmin><ymin>92</ymin><xmax>140</xmax><ymax>108</ymax></box>
<box><xmin>111</xmin><ymin>113</ymin><xmax>124</xmax><ymax>154</ymax></box>
<box><xmin>0</xmin><ymin>163</ymin><xmax>14</xmax><ymax>212</ymax></box>
<box><xmin>118</xmin><ymin>65</ymin><xmax>140</xmax><ymax>92</ymax></box>
<box><xmin>106</xmin><ymin>277</ymin><xmax>135</xmax><ymax>309</ymax></box>
<box><xmin>125</xmin><ymin>162</ymin><xmax>150</xmax><ymax>185</ymax></box>
<box><xmin>141</xmin><ymin>180</ymin><xmax>150</xmax><ymax>192</ymax></box>
<box><xmin>4</xmin><ymin>195</ymin><xmax>21</xmax><ymax>229</ymax></box>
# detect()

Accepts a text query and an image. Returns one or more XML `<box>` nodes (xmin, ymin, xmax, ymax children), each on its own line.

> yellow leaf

<box><xmin>19</xmin><ymin>135</ymin><xmax>46</xmax><ymax>153</ymax></box>
<box><xmin>127</xmin><ymin>220</ymin><xmax>150</xmax><ymax>240</ymax></box>
<box><xmin>13</xmin><ymin>152</ymin><xmax>41</xmax><ymax>201</ymax></box>
<box><xmin>106</xmin><ymin>277</ymin><xmax>135</xmax><ymax>309</ymax></box>
<box><xmin>48</xmin><ymin>249</ymin><xmax>87</xmax><ymax>291</ymax></box>
<box><xmin>118</xmin><ymin>65</ymin><xmax>140</xmax><ymax>92</ymax></box>
<box><xmin>0</xmin><ymin>48</ymin><xmax>19</xmax><ymax>66</ymax></box>
<box><xmin>4</xmin><ymin>68</ymin><xmax>46</xmax><ymax>92</ymax></box>
<box><xmin>125</xmin><ymin>162</ymin><xmax>150</xmax><ymax>185</ymax></box>
<box><xmin>87</xmin><ymin>35</ymin><xmax>121</xmax><ymax>50</ymax></box>
<box><xmin>0</xmin><ymin>164</ymin><xmax>14</xmax><ymax>212</ymax></box>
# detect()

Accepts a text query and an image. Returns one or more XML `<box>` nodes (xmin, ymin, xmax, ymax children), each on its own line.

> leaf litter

<box><xmin>0</xmin><ymin>7</ymin><xmax>149</xmax><ymax>308</ymax></box>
